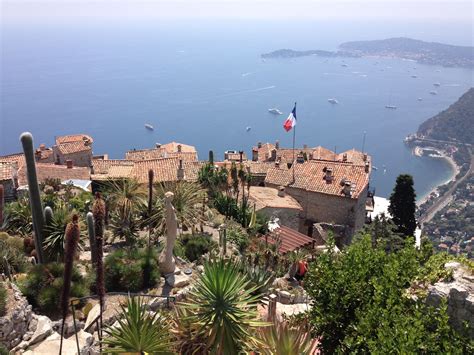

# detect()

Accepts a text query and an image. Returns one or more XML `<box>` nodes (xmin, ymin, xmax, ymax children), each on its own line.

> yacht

<box><xmin>385</xmin><ymin>105</ymin><xmax>397</xmax><ymax>109</ymax></box>
<box><xmin>268</xmin><ymin>108</ymin><xmax>283</xmax><ymax>115</ymax></box>
<box><xmin>327</xmin><ymin>98</ymin><xmax>339</xmax><ymax>104</ymax></box>
<box><xmin>145</xmin><ymin>124</ymin><xmax>154</xmax><ymax>131</ymax></box>
<box><xmin>246</xmin><ymin>126</ymin><xmax>252</xmax><ymax>132</ymax></box>
<box><xmin>417</xmin><ymin>97</ymin><xmax>423</xmax><ymax>101</ymax></box>
<box><xmin>341</xmin><ymin>63</ymin><xmax>348</xmax><ymax>67</ymax></box>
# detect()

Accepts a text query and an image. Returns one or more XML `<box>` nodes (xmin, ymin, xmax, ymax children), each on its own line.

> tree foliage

<box><xmin>389</xmin><ymin>174</ymin><xmax>417</xmax><ymax>237</ymax></box>
<box><xmin>305</xmin><ymin>235</ymin><xmax>473</xmax><ymax>353</ymax></box>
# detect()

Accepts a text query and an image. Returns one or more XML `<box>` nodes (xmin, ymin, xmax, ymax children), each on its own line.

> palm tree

<box><xmin>180</xmin><ymin>258</ymin><xmax>267</xmax><ymax>354</ymax></box>
<box><xmin>102</xmin><ymin>296</ymin><xmax>172</xmax><ymax>354</ymax></box>
<box><xmin>147</xmin><ymin>181</ymin><xmax>207</xmax><ymax>234</ymax></box>
<box><xmin>105</xmin><ymin>179</ymin><xmax>146</xmax><ymax>217</ymax></box>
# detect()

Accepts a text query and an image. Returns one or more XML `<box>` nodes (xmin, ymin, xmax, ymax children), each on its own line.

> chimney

<box><xmin>296</xmin><ymin>152</ymin><xmax>305</xmax><ymax>163</ymax></box>
<box><xmin>277</xmin><ymin>186</ymin><xmax>285</xmax><ymax>197</ymax></box>
<box><xmin>66</xmin><ymin>160</ymin><xmax>73</xmax><ymax>169</ymax></box>
<box><xmin>275</xmin><ymin>140</ymin><xmax>280</xmax><ymax>149</ymax></box>
<box><xmin>342</xmin><ymin>153</ymin><xmax>347</xmax><ymax>162</ymax></box>
<box><xmin>363</xmin><ymin>153</ymin><xmax>368</xmax><ymax>162</ymax></box>
<box><xmin>343</xmin><ymin>181</ymin><xmax>352</xmax><ymax>197</ymax></box>
<box><xmin>177</xmin><ymin>159</ymin><xmax>184</xmax><ymax>180</ymax></box>
<box><xmin>39</xmin><ymin>144</ymin><xmax>46</xmax><ymax>151</ymax></box>
<box><xmin>325</xmin><ymin>167</ymin><xmax>333</xmax><ymax>182</ymax></box>
<box><xmin>155</xmin><ymin>143</ymin><xmax>162</xmax><ymax>148</ymax></box>
<box><xmin>257</xmin><ymin>142</ymin><xmax>262</xmax><ymax>149</ymax></box>
<box><xmin>271</xmin><ymin>149</ymin><xmax>277</xmax><ymax>161</ymax></box>
<box><xmin>275</xmin><ymin>160</ymin><xmax>280</xmax><ymax>168</ymax></box>
<box><xmin>239</xmin><ymin>150</ymin><xmax>244</xmax><ymax>163</ymax></box>
<box><xmin>252</xmin><ymin>148</ymin><xmax>258</xmax><ymax>162</ymax></box>
<box><xmin>34</xmin><ymin>150</ymin><xmax>41</xmax><ymax>161</ymax></box>
<box><xmin>365</xmin><ymin>161</ymin><xmax>370</xmax><ymax>173</ymax></box>
<box><xmin>303</xmin><ymin>144</ymin><xmax>308</xmax><ymax>149</ymax></box>
<box><xmin>177</xmin><ymin>144</ymin><xmax>182</xmax><ymax>153</ymax></box>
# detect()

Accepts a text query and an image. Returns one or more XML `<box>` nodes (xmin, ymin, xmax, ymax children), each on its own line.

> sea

<box><xmin>1</xmin><ymin>19</ymin><xmax>473</xmax><ymax>199</ymax></box>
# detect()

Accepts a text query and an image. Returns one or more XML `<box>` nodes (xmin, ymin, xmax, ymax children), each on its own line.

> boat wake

<box><xmin>212</xmin><ymin>86</ymin><xmax>276</xmax><ymax>99</ymax></box>
<box><xmin>241</xmin><ymin>72</ymin><xmax>253</xmax><ymax>77</ymax></box>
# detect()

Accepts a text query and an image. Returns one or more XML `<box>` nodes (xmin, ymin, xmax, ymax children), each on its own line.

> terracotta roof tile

<box><xmin>0</xmin><ymin>163</ymin><xmax>15</xmax><ymax>181</ymax></box>
<box><xmin>17</xmin><ymin>163</ymin><xmax>90</xmax><ymax>186</ymax></box>
<box><xmin>91</xmin><ymin>159</ymin><xmax>135</xmax><ymax>180</ymax></box>
<box><xmin>160</xmin><ymin>142</ymin><xmax>196</xmax><ymax>154</ymax></box>
<box><xmin>265</xmin><ymin>160</ymin><xmax>369</xmax><ymax>199</ymax></box>
<box><xmin>56</xmin><ymin>134</ymin><xmax>93</xmax><ymax>145</ymax></box>
<box><xmin>126</xmin><ymin>148</ymin><xmax>197</xmax><ymax>162</ymax></box>
<box><xmin>311</xmin><ymin>146</ymin><xmax>337</xmax><ymax>161</ymax></box>
<box><xmin>57</xmin><ymin>141</ymin><xmax>92</xmax><ymax>155</ymax></box>
<box><xmin>224</xmin><ymin>152</ymin><xmax>247</xmax><ymax>162</ymax></box>
<box><xmin>131</xmin><ymin>158</ymin><xmax>204</xmax><ymax>184</ymax></box>
<box><xmin>252</xmin><ymin>143</ymin><xmax>276</xmax><ymax>161</ymax></box>
<box><xmin>261</xmin><ymin>225</ymin><xmax>314</xmax><ymax>254</ymax></box>
<box><xmin>0</xmin><ymin>153</ymin><xmax>25</xmax><ymax>168</ymax></box>
<box><xmin>338</xmin><ymin>148</ymin><xmax>370</xmax><ymax>166</ymax></box>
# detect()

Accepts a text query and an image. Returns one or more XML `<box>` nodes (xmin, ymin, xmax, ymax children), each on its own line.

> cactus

<box><xmin>59</xmin><ymin>214</ymin><xmax>80</xmax><ymax>355</ymax></box>
<box><xmin>43</xmin><ymin>206</ymin><xmax>53</xmax><ymax>227</ymax></box>
<box><xmin>86</xmin><ymin>212</ymin><xmax>97</xmax><ymax>265</ymax></box>
<box><xmin>92</xmin><ymin>192</ymin><xmax>105</xmax><ymax>335</ymax></box>
<box><xmin>0</xmin><ymin>184</ymin><xmax>4</xmax><ymax>227</ymax></box>
<box><xmin>20</xmin><ymin>132</ymin><xmax>45</xmax><ymax>264</ymax></box>
<box><xmin>209</xmin><ymin>150</ymin><xmax>214</xmax><ymax>165</ymax></box>
<box><xmin>148</xmin><ymin>169</ymin><xmax>154</xmax><ymax>217</ymax></box>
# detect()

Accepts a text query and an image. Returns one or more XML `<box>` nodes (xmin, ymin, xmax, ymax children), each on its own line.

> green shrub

<box><xmin>18</xmin><ymin>262</ymin><xmax>88</xmax><ymax>316</ymax></box>
<box><xmin>0</xmin><ymin>283</ymin><xmax>7</xmax><ymax>316</ymax></box>
<box><xmin>105</xmin><ymin>248</ymin><xmax>159</xmax><ymax>292</ymax></box>
<box><xmin>227</xmin><ymin>224</ymin><xmax>250</xmax><ymax>253</ymax></box>
<box><xmin>0</xmin><ymin>239</ymin><xmax>27</xmax><ymax>274</ymax></box>
<box><xmin>181</xmin><ymin>234</ymin><xmax>217</xmax><ymax>262</ymax></box>
<box><xmin>0</xmin><ymin>343</ymin><xmax>8</xmax><ymax>355</ymax></box>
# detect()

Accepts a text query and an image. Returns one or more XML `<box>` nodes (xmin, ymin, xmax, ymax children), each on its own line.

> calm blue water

<box><xmin>1</xmin><ymin>20</ymin><xmax>473</xmax><ymax>199</ymax></box>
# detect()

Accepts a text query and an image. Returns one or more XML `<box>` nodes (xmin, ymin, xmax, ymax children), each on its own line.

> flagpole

<box><xmin>292</xmin><ymin>102</ymin><xmax>296</xmax><ymax>183</ymax></box>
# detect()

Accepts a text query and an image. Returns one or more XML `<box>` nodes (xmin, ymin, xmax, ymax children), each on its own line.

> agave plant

<box><xmin>241</xmin><ymin>263</ymin><xmax>275</xmax><ymax>298</ymax></box>
<box><xmin>105</xmin><ymin>178</ymin><xmax>146</xmax><ymax>217</ymax></box>
<box><xmin>102</xmin><ymin>296</ymin><xmax>172</xmax><ymax>354</ymax></box>
<box><xmin>181</xmin><ymin>258</ymin><xmax>267</xmax><ymax>354</ymax></box>
<box><xmin>258</xmin><ymin>322</ymin><xmax>313</xmax><ymax>355</ymax></box>
<box><xmin>2</xmin><ymin>197</ymin><xmax>32</xmax><ymax>236</ymax></box>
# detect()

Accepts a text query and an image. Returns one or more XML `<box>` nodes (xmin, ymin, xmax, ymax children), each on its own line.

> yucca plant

<box><xmin>258</xmin><ymin>322</ymin><xmax>313</xmax><ymax>355</ymax></box>
<box><xmin>240</xmin><ymin>263</ymin><xmax>275</xmax><ymax>298</ymax></box>
<box><xmin>181</xmin><ymin>258</ymin><xmax>268</xmax><ymax>354</ymax></box>
<box><xmin>102</xmin><ymin>296</ymin><xmax>172</xmax><ymax>354</ymax></box>
<box><xmin>105</xmin><ymin>178</ymin><xmax>146</xmax><ymax>217</ymax></box>
<box><xmin>2</xmin><ymin>197</ymin><xmax>32</xmax><ymax>236</ymax></box>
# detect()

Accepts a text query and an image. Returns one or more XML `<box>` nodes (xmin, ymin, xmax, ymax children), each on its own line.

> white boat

<box><xmin>385</xmin><ymin>105</ymin><xmax>397</xmax><ymax>109</ymax></box>
<box><xmin>327</xmin><ymin>98</ymin><xmax>339</xmax><ymax>104</ymax></box>
<box><xmin>145</xmin><ymin>124</ymin><xmax>154</xmax><ymax>131</ymax></box>
<box><xmin>417</xmin><ymin>97</ymin><xmax>423</xmax><ymax>101</ymax></box>
<box><xmin>430</xmin><ymin>91</ymin><xmax>438</xmax><ymax>95</ymax></box>
<box><xmin>246</xmin><ymin>126</ymin><xmax>251</xmax><ymax>132</ymax></box>
<box><xmin>268</xmin><ymin>108</ymin><xmax>283</xmax><ymax>115</ymax></box>
<box><xmin>433</xmin><ymin>82</ymin><xmax>441</xmax><ymax>87</ymax></box>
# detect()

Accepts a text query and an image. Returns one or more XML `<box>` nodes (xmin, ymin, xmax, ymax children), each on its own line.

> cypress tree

<box><xmin>388</xmin><ymin>174</ymin><xmax>417</xmax><ymax>237</ymax></box>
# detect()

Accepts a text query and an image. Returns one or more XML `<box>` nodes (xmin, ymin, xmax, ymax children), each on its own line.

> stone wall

<box><xmin>0</xmin><ymin>282</ymin><xmax>34</xmax><ymax>349</ymax></box>
<box><xmin>259</xmin><ymin>207</ymin><xmax>302</xmax><ymax>231</ymax></box>
<box><xmin>266</xmin><ymin>183</ymin><xmax>368</xmax><ymax>239</ymax></box>
<box><xmin>53</xmin><ymin>147</ymin><xmax>92</xmax><ymax>167</ymax></box>
<box><xmin>426</xmin><ymin>261</ymin><xmax>474</xmax><ymax>339</ymax></box>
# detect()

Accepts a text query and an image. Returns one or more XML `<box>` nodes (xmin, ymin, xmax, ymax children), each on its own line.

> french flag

<box><xmin>283</xmin><ymin>103</ymin><xmax>297</xmax><ymax>132</ymax></box>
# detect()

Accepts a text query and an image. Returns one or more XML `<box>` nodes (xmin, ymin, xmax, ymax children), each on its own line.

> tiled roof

<box><xmin>17</xmin><ymin>163</ymin><xmax>90</xmax><ymax>186</ymax></box>
<box><xmin>215</xmin><ymin>161</ymin><xmax>280</xmax><ymax>176</ymax></box>
<box><xmin>35</xmin><ymin>148</ymin><xmax>54</xmax><ymax>161</ymax></box>
<box><xmin>91</xmin><ymin>159</ymin><xmax>135</xmax><ymax>180</ymax></box>
<box><xmin>261</xmin><ymin>225</ymin><xmax>314</xmax><ymax>254</ymax></box>
<box><xmin>338</xmin><ymin>148</ymin><xmax>369</xmax><ymax>166</ymax></box>
<box><xmin>311</xmin><ymin>146</ymin><xmax>337</xmax><ymax>161</ymax></box>
<box><xmin>126</xmin><ymin>148</ymin><xmax>198</xmax><ymax>162</ymax></box>
<box><xmin>56</xmin><ymin>134</ymin><xmax>93</xmax><ymax>145</ymax></box>
<box><xmin>0</xmin><ymin>162</ymin><xmax>15</xmax><ymax>181</ymax></box>
<box><xmin>252</xmin><ymin>143</ymin><xmax>276</xmax><ymax>161</ymax></box>
<box><xmin>131</xmin><ymin>158</ymin><xmax>204</xmax><ymax>184</ymax></box>
<box><xmin>0</xmin><ymin>153</ymin><xmax>25</xmax><ymax>168</ymax></box>
<box><xmin>224</xmin><ymin>152</ymin><xmax>247</xmax><ymax>162</ymax></box>
<box><xmin>56</xmin><ymin>141</ymin><xmax>91</xmax><ymax>155</ymax></box>
<box><xmin>265</xmin><ymin>160</ymin><xmax>369</xmax><ymax>199</ymax></box>
<box><xmin>248</xmin><ymin>186</ymin><xmax>302</xmax><ymax>211</ymax></box>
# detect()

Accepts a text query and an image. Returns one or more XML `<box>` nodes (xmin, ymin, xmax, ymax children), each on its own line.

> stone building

<box><xmin>52</xmin><ymin>134</ymin><xmax>93</xmax><ymax>167</ymax></box>
<box><xmin>247</xmin><ymin>186</ymin><xmax>303</xmax><ymax>231</ymax></box>
<box><xmin>265</xmin><ymin>159</ymin><xmax>371</xmax><ymax>242</ymax></box>
<box><xmin>126</xmin><ymin>142</ymin><xmax>198</xmax><ymax>162</ymax></box>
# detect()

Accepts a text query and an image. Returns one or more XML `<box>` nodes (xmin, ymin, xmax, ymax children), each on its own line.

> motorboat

<box><xmin>268</xmin><ymin>108</ymin><xmax>283</xmax><ymax>115</ymax></box>
<box><xmin>385</xmin><ymin>105</ymin><xmax>397</xmax><ymax>109</ymax></box>
<box><xmin>145</xmin><ymin>124</ymin><xmax>154</xmax><ymax>131</ymax></box>
<box><xmin>328</xmin><ymin>98</ymin><xmax>339</xmax><ymax>104</ymax></box>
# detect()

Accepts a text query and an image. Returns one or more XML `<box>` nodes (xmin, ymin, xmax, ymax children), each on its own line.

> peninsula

<box><xmin>262</xmin><ymin>37</ymin><xmax>474</xmax><ymax>68</ymax></box>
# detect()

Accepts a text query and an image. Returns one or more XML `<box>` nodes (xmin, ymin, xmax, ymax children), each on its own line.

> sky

<box><xmin>1</xmin><ymin>0</ymin><xmax>473</xmax><ymax>24</ymax></box>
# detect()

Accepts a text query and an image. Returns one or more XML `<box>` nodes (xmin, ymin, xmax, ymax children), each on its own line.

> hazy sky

<box><xmin>2</xmin><ymin>0</ymin><xmax>473</xmax><ymax>24</ymax></box>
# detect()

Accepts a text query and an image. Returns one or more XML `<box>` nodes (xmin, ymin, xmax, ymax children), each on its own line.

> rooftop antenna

<box><xmin>361</xmin><ymin>131</ymin><xmax>367</xmax><ymax>153</ymax></box>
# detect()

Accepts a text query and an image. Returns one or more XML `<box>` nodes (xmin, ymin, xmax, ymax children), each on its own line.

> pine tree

<box><xmin>388</xmin><ymin>174</ymin><xmax>417</xmax><ymax>237</ymax></box>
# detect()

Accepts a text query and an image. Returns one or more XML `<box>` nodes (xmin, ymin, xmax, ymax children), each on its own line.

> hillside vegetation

<box><xmin>418</xmin><ymin>88</ymin><xmax>474</xmax><ymax>145</ymax></box>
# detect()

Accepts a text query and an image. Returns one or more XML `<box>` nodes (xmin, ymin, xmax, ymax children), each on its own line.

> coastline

<box><xmin>416</xmin><ymin>148</ymin><xmax>459</xmax><ymax>206</ymax></box>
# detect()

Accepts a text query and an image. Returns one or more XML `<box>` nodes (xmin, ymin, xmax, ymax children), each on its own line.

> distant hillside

<box><xmin>418</xmin><ymin>88</ymin><xmax>474</xmax><ymax>145</ymax></box>
<box><xmin>262</xmin><ymin>37</ymin><xmax>474</xmax><ymax>68</ymax></box>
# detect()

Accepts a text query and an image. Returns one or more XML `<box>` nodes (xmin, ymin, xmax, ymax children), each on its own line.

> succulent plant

<box><xmin>86</xmin><ymin>212</ymin><xmax>97</xmax><ymax>264</ymax></box>
<box><xmin>61</xmin><ymin>214</ymin><xmax>80</xmax><ymax>319</ymax></box>
<box><xmin>20</xmin><ymin>132</ymin><xmax>45</xmax><ymax>264</ymax></box>
<box><xmin>0</xmin><ymin>185</ymin><xmax>4</xmax><ymax>228</ymax></box>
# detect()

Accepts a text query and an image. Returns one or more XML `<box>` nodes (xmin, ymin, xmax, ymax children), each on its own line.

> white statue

<box><xmin>159</xmin><ymin>191</ymin><xmax>177</xmax><ymax>275</ymax></box>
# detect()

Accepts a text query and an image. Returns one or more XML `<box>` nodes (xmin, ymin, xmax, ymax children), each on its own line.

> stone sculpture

<box><xmin>159</xmin><ymin>192</ymin><xmax>178</xmax><ymax>275</ymax></box>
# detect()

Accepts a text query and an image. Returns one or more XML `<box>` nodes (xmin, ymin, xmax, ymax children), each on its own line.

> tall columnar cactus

<box><xmin>43</xmin><ymin>206</ymin><xmax>53</xmax><ymax>227</ymax></box>
<box><xmin>59</xmin><ymin>214</ymin><xmax>80</xmax><ymax>354</ymax></box>
<box><xmin>20</xmin><ymin>132</ymin><xmax>45</xmax><ymax>264</ymax></box>
<box><xmin>92</xmin><ymin>192</ymin><xmax>105</xmax><ymax>336</ymax></box>
<box><xmin>86</xmin><ymin>212</ymin><xmax>97</xmax><ymax>265</ymax></box>
<box><xmin>147</xmin><ymin>169</ymin><xmax>154</xmax><ymax>218</ymax></box>
<box><xmin>209</xmin><ymin>150</ymin><xmax>214</xmax><ymax>165</ymax></box>
<box><xmin>0</xmin><ymin>184</ymin><xmax>4</xmax><ymax>227</ymax></box>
